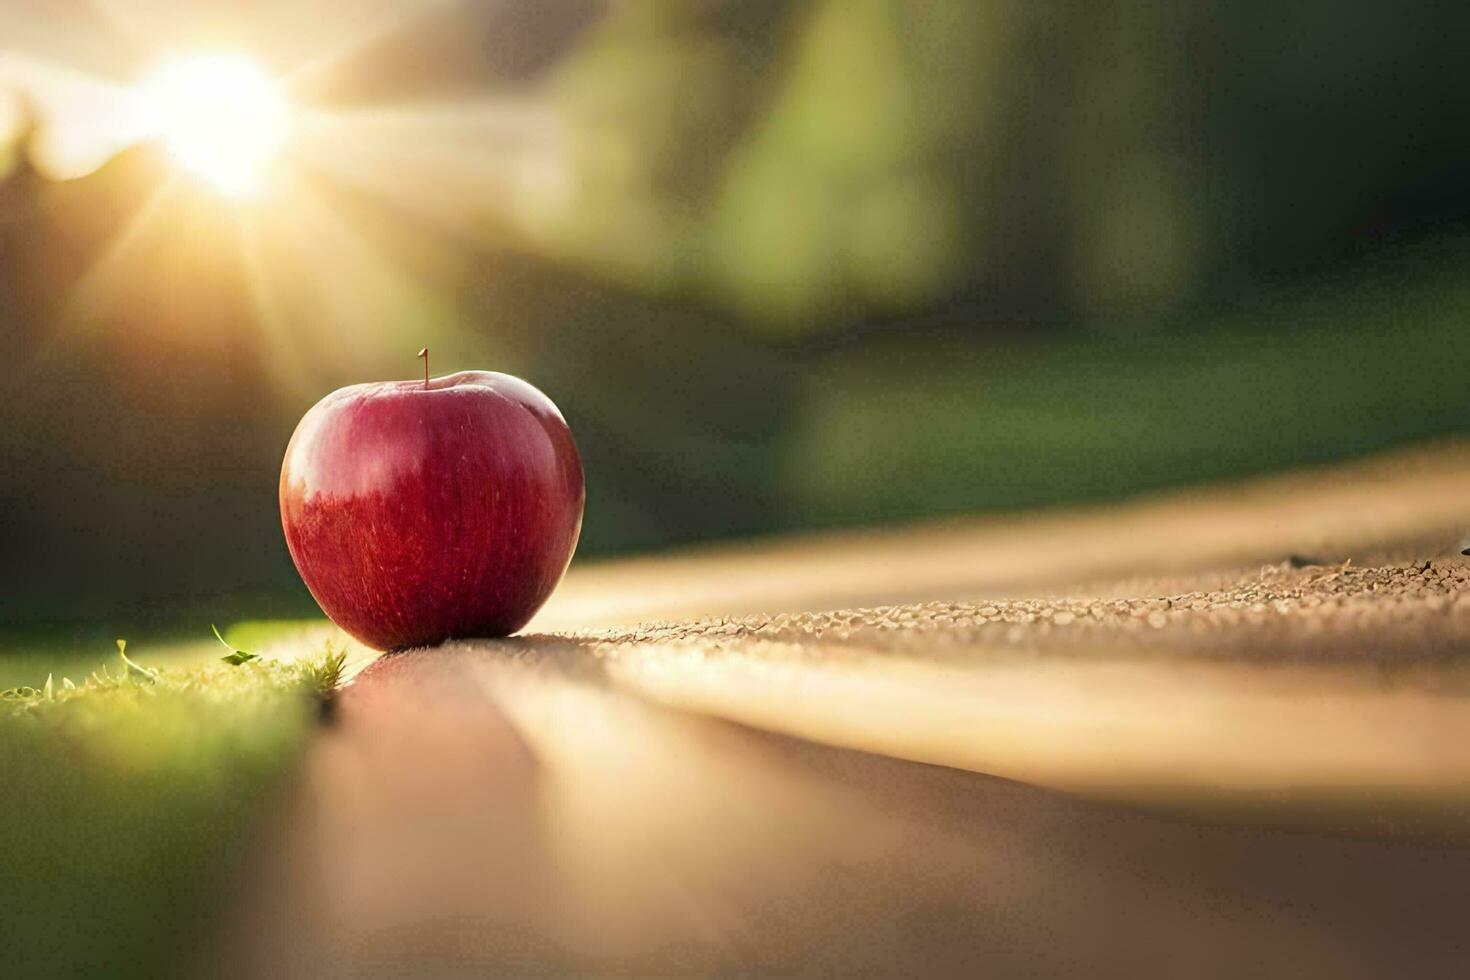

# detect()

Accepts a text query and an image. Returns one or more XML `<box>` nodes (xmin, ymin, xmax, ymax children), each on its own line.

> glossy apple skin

<box><xmin>280</xmin><ymin>371</ymin><xmax>583</xmax><ymax>650</ymax></box>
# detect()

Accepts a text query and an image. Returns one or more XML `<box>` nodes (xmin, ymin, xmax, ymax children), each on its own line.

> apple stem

<box><xmin>417</xmin><ymin>347</ymin><xmax>429</xmax><ymax>390</ymax></box>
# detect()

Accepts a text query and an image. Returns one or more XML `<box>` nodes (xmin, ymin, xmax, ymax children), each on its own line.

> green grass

<box><xmin>791</xmin><ymin>237</ymin><xmax>1470</xmax><ymax>525</ymax></box>
<box><xmin>0</xmin><ymin>620</ymin><xmax>342</xmax><ymax>689</ymax></box>
<box><xmin>0</xmin><ymin>637</ymin><xmax>213</xmax><ymax>690</ymax></box>
<box><xmin>0</xmin><ymin>634</ymin><xmax>346</xmax><ymax>979</ymax></box>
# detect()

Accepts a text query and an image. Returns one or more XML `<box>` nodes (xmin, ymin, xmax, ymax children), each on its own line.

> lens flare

<box><xmin>136</xmin><ymin>53</ymin><xmax>286</xmax><ymax>195</ymax></box>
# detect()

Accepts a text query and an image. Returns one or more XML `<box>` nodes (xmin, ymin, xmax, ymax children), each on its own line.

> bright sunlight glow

<box><xmin>136</xmin><ymin>53</ymin><xmax>287</xmax><ymax>195</ymax></box>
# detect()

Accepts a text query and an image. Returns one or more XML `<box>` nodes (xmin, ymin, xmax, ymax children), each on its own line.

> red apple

<box><xmin>280</xmin><ymin>369</ymin><xmax>584</xmax><ymax>649</ymax></box>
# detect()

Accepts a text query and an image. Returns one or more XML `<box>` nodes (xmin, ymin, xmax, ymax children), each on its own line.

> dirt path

<box><xmin>530</xmin><ymin>437</ymin><xmax>1470</xmax><ymax>628</ymax></box>
<box><xmin>217</xmin><ymin>439</ymin><xmax>1470</xmax><ymax>976</ymax></box>
<box><xmin>567</xmin><ymin>556</ymin><xmax>1470</xmax><ymax>836</ymax></box>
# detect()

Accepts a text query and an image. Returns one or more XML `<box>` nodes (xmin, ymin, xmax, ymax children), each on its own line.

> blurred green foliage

<box><xmin>793</xmin><ymin>238</ymin><xmax>1470</xmax><ymax>524</ymax></box>
<box><xmin>545</xmin><ymin>0</ymin><xmax>1470</xmax><ymax>329</ymax></box>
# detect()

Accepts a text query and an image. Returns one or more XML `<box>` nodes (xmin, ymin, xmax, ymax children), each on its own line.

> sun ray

<box><xmin>61</xmin><ymin>173</ymin><xmax>181</xmax><ymax>327</ymax></box>
<box><xmin>234</xmin><ymin>168</ymin><xmax>462</xmax><ymax>387</ymax></box>
<box><xmin>280</xmin><ymin>0</ymin><xmax>456</xmax><ymax>92</ymax></box>
<box><xmin>234</xmin><ymin>207</ymin><xmax>320</xmax><ymax>398</ymax></box>
<box><xmin>288</xmin><ymin>98</ymin><xmax>569</xmax><ymax>246</ymax></box>
<box><xmin>13</xmin><ymin>173</ymin><xmax>184</xmax><ymax>379</ymax></box>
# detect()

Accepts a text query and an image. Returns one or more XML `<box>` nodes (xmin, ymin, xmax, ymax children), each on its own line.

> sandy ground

<box><xmin>217</xmin><ymin>439</ymin><xmax>1470</xmax><ymax>977</ymax></box>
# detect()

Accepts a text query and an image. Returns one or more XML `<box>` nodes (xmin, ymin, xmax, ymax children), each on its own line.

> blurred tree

<box><xmin>531</xmin><ymin>0</ymin><xmax>1470</xmax><ymax>334</ymax></box>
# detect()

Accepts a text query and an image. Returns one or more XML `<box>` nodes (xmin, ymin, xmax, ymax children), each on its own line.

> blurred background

<box><xmin>3</xmin><ymin>0</ymin><xmax>1470</xmax><ymax>634</ymax></box>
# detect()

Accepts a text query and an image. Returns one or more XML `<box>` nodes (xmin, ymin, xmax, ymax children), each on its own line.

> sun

<box><xmin>136</xmin><ymin>53</ymin><xmax>287</xmax><ymax>196</ymax></box>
